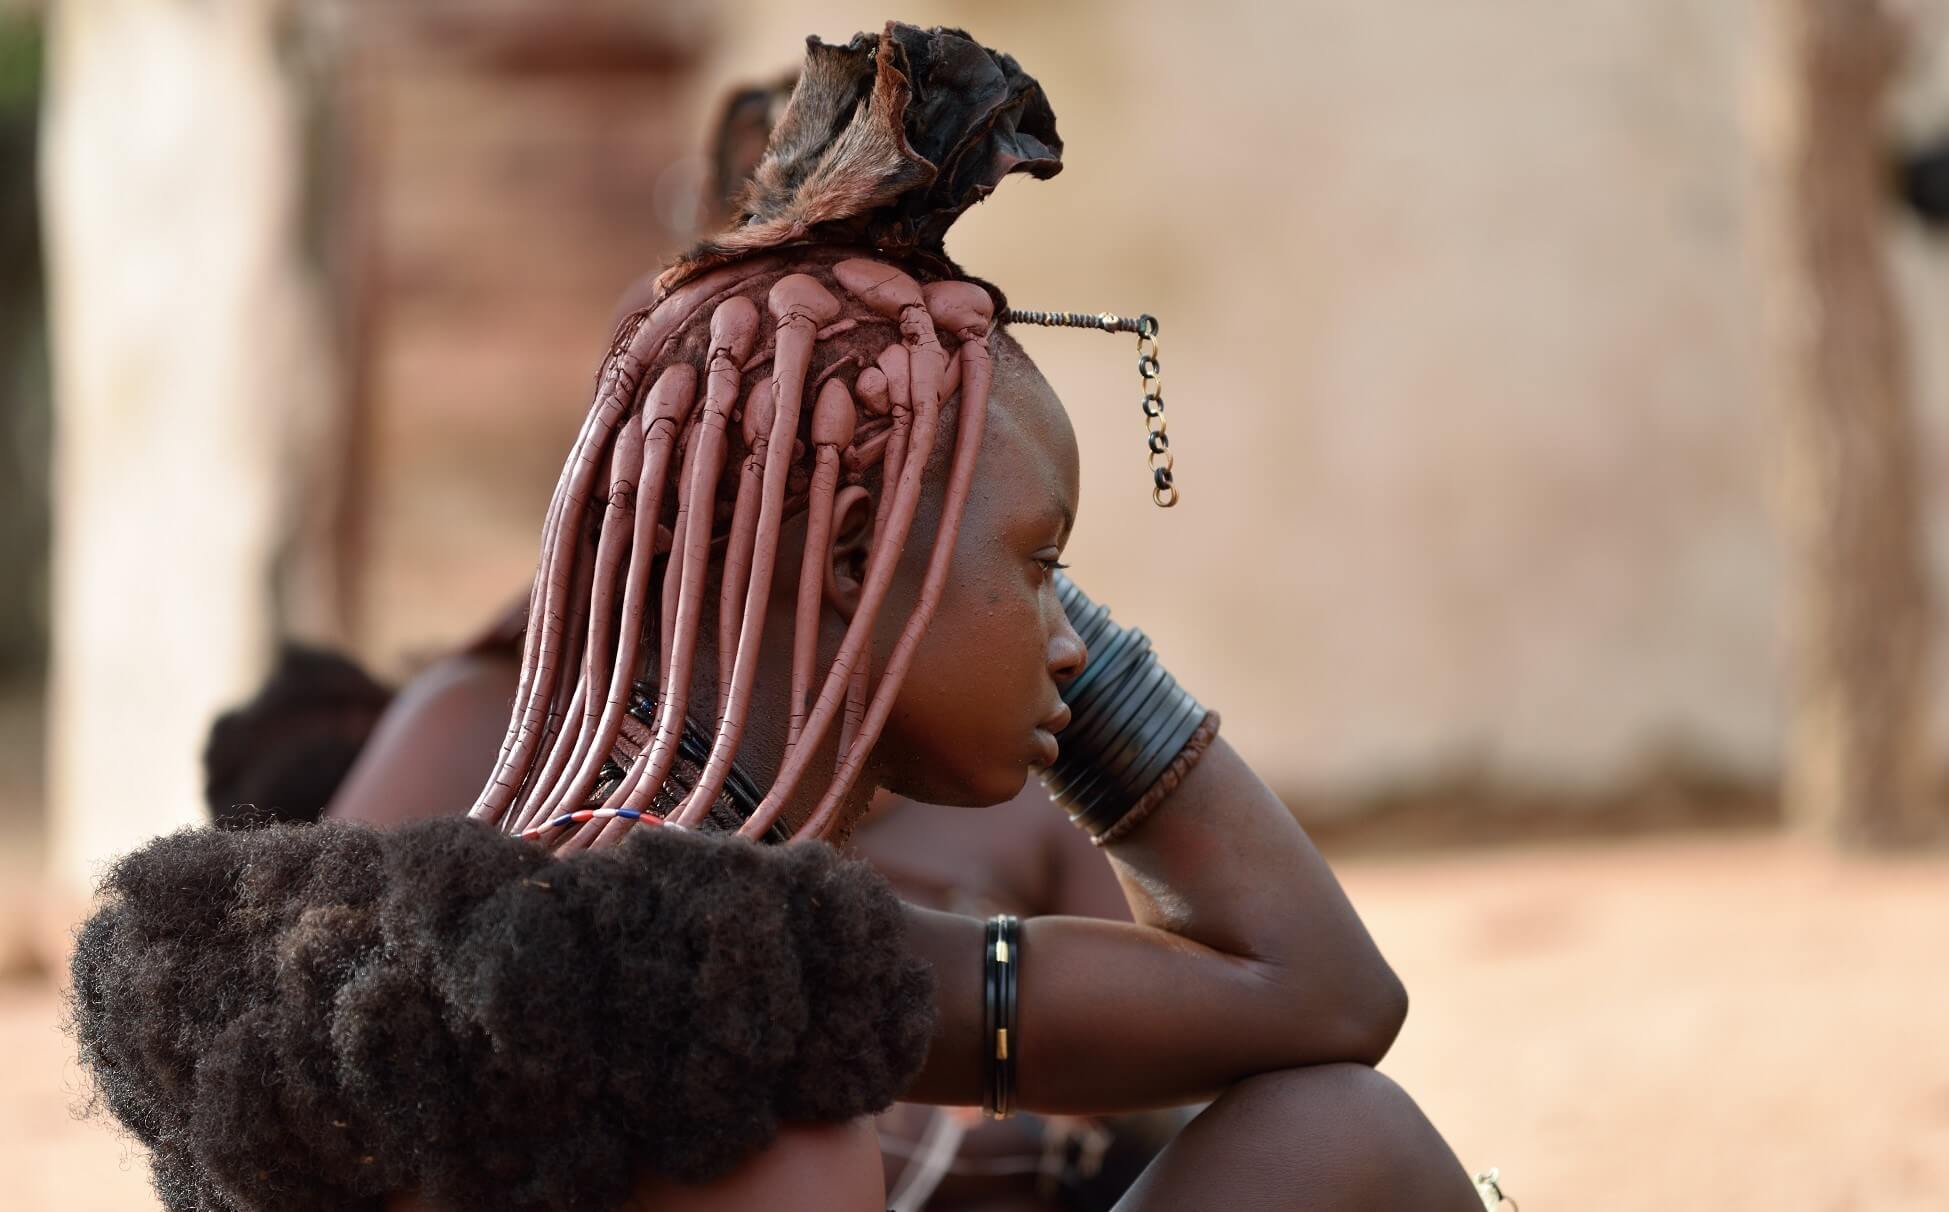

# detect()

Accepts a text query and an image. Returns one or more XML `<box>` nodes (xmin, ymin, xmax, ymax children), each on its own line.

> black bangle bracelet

<box><xmin>982</xmin><ymin>914</ymin><xmax>1020</xmax><ymax>1118</ymax></box>
<box><xmin>1061</xmin><ymin>661</ymin><xmax>1172</xmax><ymax>818</ymax></box>
<box><xmin>1097</xmin><ymin>683</ymin><xmax>1204</xmax><ymax>808</ymax></box>
<box><xmin>1125</xmin><ymin>693</ymin><xmax>1209</xmax><ymax>794</ymax></box>
<box><xmin>981</xmin><ymin>916</ymin><xmax>999</xmax><ymax>1115</ymax></box>
<box><xmin>1043</xmin><ymin>574</ymin><xmax>1207</xmax><ymax>838</ymax></box>
<box><xmin>1060</xmin><ymin>623</ymin><xmax>1142</xmax><ymax>708</ymax></box>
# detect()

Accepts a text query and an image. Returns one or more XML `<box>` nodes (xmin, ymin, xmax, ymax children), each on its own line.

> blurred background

<box><xmin>5</xmin><ymin>0</ymin><xmax>1949</xmax><ymax>1208</ymax></box>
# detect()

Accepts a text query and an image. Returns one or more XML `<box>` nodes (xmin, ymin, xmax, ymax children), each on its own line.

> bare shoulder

<box><xmin>324</xmin><ymin>652</ymin><xmax>520</xmax><ymax>827</ymax></box>
<box><xmin>392</xmin><ymin>650</ymin><xmax>522</xmax><ymax>718</ymax></box>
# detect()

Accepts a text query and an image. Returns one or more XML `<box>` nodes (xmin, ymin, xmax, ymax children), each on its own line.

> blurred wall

<box><xmin>42</xmin><ymin>0</ymin><xmax>338</xmax><ymax>893</ymax></box>
<box><xmin>344</xmin><ymin>0</ymin><xmax>716</xmax><ymax>663</ymax></box>
<box><xmin>351</xmin><ymin>0</ymin><xmax>1949</xmax><ymax>806</ymax></box>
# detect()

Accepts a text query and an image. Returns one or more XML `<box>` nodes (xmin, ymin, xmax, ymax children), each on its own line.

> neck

<box><xmin>685</xmin><ymin>593</ymin><xmax>881</xmax><ymax>842</ymax></box>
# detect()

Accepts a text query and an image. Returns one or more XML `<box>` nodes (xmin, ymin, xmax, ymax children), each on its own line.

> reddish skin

<box><xmin>868</xmin><ymin>342</ymin><xmax>1078</xmax><ymax>809</ymax></box>
<box><xmin>736</xmin><ymin>261</ymin><xmax>952</xmax><ymax>839</ymax></box>
<box><xmin>798</xmin><ymin>275</ymin><xmax>1005</xmax><ymax>836</ymax></box>
<box><xmin>333</xmin><ymin>329</ymin><xmax>1480</xmax><ymax>1208</ymax></box>
<box><xmin>330</xmin><ymin>653</ymin><xmax>520</xmax><ymax>829</ymax></box>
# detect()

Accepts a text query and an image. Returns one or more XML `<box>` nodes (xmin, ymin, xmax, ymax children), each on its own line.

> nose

<box><xmin>1048</xmin><ymin>606</ymin><xmax>1087</xmax><ymax>685</ymax></box>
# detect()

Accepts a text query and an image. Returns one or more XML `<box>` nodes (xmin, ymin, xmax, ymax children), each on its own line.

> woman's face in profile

<box><xmin>873</xmin><ymin>336</ymin><xmax>1086</xmax><ymax>810</ymax></box>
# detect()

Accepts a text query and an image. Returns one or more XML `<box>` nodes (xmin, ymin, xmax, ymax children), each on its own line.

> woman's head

<box><xmin>873</xmin><ymin>330</ymin><xmax>1084</xmax><ymax>809</ymax></box>
<box><xmin>731</xmin><ymin>310</ymin><xmax>1087</xmax><ymax>817</ymax></box>
<box><xmin>468</xmin><ymin>25</ymin><xmax>1081</xmax><ymax>846</ymax></box>
<box><xmin>473</xmin><ymin>252</ymin><xmax>1082</xmax><ymax>846</ymax></box>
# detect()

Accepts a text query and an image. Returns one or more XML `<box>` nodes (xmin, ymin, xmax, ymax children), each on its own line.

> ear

<box><xmin>823</xmin><ymin>486</ymin><xmax>876</xmax><ymax>618</ymax></box>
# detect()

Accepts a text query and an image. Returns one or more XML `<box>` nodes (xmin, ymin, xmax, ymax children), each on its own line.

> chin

<box><xmin>969</xmin><ymin>764</ymin><xmax>1031</xmax><ymax>808</ymax></box>
<box><xmin>892</xmin><ymin>760</ymin><xmax>1028</xmax><ymax>809</ymax></box>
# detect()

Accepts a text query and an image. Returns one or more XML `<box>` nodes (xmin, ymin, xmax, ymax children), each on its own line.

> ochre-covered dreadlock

<box><xmin>469</xmin><ymin>22</ymin><xmax>1061</xmax><ymax>848</ymax></box>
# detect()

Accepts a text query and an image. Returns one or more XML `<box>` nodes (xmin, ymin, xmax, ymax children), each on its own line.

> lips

<box><xmin>1040</xmin><ymin>702</ymin><xmax>1073</xmax><ymax>735</ymax></box>
<box><xmin>1031</xmin><ymin>703</ymin><xmax>1070</xmax><ymax>769</ymax></box>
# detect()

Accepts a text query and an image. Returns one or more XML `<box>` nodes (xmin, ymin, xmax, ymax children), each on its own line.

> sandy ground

<box><xmin>1352</xmin><ymin>835</ymin><xmax>1949</xmax><ymax>1211</ymax></box>
<box><xmin>6</xmin><ymin>831</ymin><xmax>1945</xmax><ymax>1211</ymax></box>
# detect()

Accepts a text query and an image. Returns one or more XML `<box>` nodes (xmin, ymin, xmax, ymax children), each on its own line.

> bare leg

<box><xmin>1114</xmin><ymin>1065</ymin><xmax>1481</xmax><ymax>1212</ymax></box>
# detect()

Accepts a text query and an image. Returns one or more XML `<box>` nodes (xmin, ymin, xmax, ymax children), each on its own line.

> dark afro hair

<box><xmin>1898</xmin><ymin>132</ymin><xmax>1949</xmax><ymax>229</ymax></box>
<box><xmin>68</xmin><ymin>818</ymin><xmax>935</xmax><ymax>1211</ymax></box>
<box><xmin>203</xmin><ymin>644</ymin><xmax>394</xmax><ymax>828</ymax></box>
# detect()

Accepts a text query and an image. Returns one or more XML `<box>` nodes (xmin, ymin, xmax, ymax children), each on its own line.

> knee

<box><xmin>1224</xmin><ymin>1065</ymin><xmax>1476</xmax><ymax>1209</ymax></box>
<box><xmin>1227</xmin><ymin>1062</ymin><xmax>1415</xmax><ymax>1127</ymax></box>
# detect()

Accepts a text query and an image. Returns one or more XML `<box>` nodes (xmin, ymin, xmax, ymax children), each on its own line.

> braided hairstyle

<box><xmin>471</xmin><ymin>23</ymin><xmax>1062</xmax><ymax>849</ymax></box>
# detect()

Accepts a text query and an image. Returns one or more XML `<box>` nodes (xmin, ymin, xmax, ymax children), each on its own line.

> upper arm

<box><xmin>325</xmin><ymin>654</ymin><xmax>520</xmax><ymax>828</ymax></box>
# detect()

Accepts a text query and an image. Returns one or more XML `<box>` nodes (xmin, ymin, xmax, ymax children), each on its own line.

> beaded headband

<box><xmin>1002</xmin><ymin>309</ymin><xmax>1176</xmax><ymax>507</ymax></box>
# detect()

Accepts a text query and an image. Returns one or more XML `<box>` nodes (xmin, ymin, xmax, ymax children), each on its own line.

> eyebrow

<box><xmin>1052</xmin><ymin>498</ymin><xmax>1075</xmax><ymax>541</ymax></box>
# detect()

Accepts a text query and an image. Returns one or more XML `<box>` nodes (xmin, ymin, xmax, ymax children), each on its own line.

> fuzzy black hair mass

<box><xmin>203</xmin><ymin>644</ymin><xmax>394</xmax><ymax>828</ymax></box>
<box><xmin>68</xmin><ymin>818</ymin><xmax>936</xmax><ymax>1211</ymax></box>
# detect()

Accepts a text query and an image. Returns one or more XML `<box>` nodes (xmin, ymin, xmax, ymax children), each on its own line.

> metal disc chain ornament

<box><xmin>1003</xmin><ymin>309</ymin><xmax>1178</xmax><ymax>507</ymax></box>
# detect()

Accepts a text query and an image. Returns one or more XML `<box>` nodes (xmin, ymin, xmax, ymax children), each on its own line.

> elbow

<box><xmin>1341</xmin><ymin>962</ymin><xmax>1408</xmax><ymax>1065</ymax></box>
<box><xmin>1295</xmin><ymin>955</ymin><xmax>1407</xmax><ymax>1067</ymax></box>
<box><xmin>1247</xmin><ymin>949</ymin><xmax>1409</xmax><ymax>1070</ymax></box>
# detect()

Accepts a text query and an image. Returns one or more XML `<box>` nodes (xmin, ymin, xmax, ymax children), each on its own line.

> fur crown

<box><xmin>666</xmin><ymin>22</ymin><xmax>1062</xmax><ymax>290</ymax></box>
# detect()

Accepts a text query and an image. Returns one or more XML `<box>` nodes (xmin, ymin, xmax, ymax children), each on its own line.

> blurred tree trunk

<box><xmin>1756</xmin><ymin>0</ymin><xmax>1938</xmax><ymax>846</ymax></box>
<box><xmin>41</xmin><ymin>0</ymin><xmax>341</xmax><ymax>897</ymax></box>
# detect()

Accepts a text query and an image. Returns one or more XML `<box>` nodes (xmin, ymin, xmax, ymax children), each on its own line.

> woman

<box><xmin>72</xmin><ymin>23</ymin><xmax>1492</xmax><ymax>1211</ymax></box>
<box><xmin>205</xmin><ymin>628</ymin><xmax>1173</xmax><ymax>1210</ymax></box>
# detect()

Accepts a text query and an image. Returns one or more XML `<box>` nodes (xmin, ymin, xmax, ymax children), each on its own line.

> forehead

<box><xmin>977</xmin><ymin>332</ymin><xmax>1080</xmax><ymax>521</ymax></box>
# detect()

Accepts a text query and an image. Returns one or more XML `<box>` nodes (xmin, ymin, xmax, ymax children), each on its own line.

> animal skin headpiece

<box><xmin>470</xmin><ymin>23</ymin><xmax>1162</xmax><ymax>849</ymax></box>
<box><xmin>666</xmin><ymin>22</ymin><xmax>1060</xmax><ymax>293</ymax></box>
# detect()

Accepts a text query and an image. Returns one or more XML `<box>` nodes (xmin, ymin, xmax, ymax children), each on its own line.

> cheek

<box><xmin>933</xmin><ymin>550</ymin><xmax>1034</xmax><ymax>663</ymax></box>
<box><xmin>942</xmin><ymin>584</ymin><xmax>1048</xmax><ymax>719</ymax></box>
<box><xmin>875</xmin><ymin>515</ymin><xmax>1051</xmax><ymax>753</ymax></box>
<box><xmin>879</xmin><ymin>600</ymin><xmax>1043</xmax><ymax>805</ymax></box>
<box><xmin>897</xmin><ymin>573</ymin><xmax>1039</xmax><ymax>725</ymax></box>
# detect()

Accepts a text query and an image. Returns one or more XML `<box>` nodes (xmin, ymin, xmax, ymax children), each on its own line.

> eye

<box><xmin>1035</xmin><ymin>554</ymin><xmax>1070</xmax><ymax>577</ymax></box>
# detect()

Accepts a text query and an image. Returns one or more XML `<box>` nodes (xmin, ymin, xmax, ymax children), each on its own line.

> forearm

<box><xmin>1054</xmin><ymin>574</ymin><xmax>1404</xmax><ymax>1055</ymax></box>
<box><xmin>906</xmin><ymin>582</ymin><xmax>1405</xmax><ymax>1113</ymax></box>
<box><xmin>1095</xmin><ymin>733</ymin><xmax>1406</xmax><ymax>1057</ymax></box>
<box><xmin>907</xmin><ymin>836</ymin><xmax>1403</xmax><ymax>1116</ymax></box>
